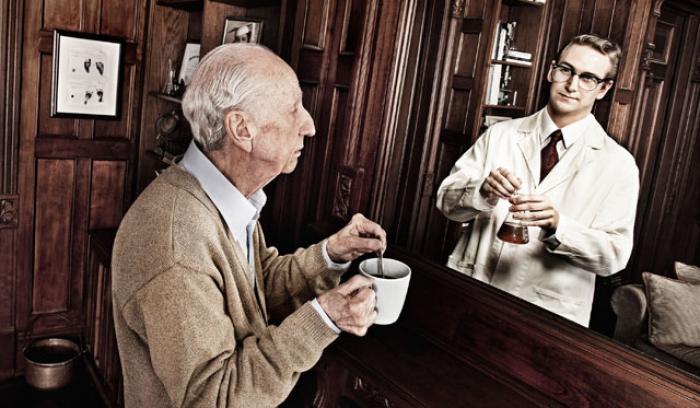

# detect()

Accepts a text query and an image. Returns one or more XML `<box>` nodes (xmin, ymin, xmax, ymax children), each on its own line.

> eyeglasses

<box><xmin>550</xmin><ymin>63</ymin><xmax>611</xmax><ymax>91</ymax></box>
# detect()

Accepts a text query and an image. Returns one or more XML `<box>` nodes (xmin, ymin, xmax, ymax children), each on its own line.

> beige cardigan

<box><xmin>112</xmin><ymin>166</ymin><xmax>341</xmax><ymax>407</ymax></box>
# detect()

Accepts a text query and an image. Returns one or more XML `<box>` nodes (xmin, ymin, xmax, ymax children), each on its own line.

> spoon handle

<box><xmin>377</xmin><ymin>251</ymin><xmax>385</xmax><ymax>278</ymax></box>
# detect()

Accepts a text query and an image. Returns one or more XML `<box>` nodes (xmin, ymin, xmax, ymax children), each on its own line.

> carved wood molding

<box><xmin>451</xmin><ymin>0</ymin><xmax>465</xmax><ymax>18</ymax></box>
<box><xmin>0</xmin><ymin>195</ymin><xmax>17</xmax><ymax>228</ymax></box>
<box><xmin>652</xmin><ymin>0</ymin><xmax>664</xmax><ymax>17</ymax></box>
<box><xmin>1</xmin><ymin>0</ymin><xmax>22</xmax><ymax>194</ymax></box>
<box><xmin>331</xmin><ymin>166</ymin><xmax>364</xmax><ymax>221</ymax></box>
<box><xmin>352</xmin><ymin>375</ymin><xmax>392</xmax><ymax>407</ymax></box>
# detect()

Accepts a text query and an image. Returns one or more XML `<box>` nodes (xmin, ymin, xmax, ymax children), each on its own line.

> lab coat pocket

<box><xmin>533</xmin><ymin>286</ymin><xmax>584</xmax><ymax>319</ymax></box>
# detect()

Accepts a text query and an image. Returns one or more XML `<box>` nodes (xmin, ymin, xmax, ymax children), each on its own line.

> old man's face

<box><xmin>254</xmin><ymin>70</ymin><xmax>316</xmax><ymax>175</ymax></box>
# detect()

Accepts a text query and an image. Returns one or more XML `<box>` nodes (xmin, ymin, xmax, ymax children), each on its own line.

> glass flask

<box><xmin>496</xmin><ymin>192</ymin><xmax>529</xmax><ymax>244</ymax></box>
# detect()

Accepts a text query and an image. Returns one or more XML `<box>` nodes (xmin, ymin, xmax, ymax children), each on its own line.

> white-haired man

<box><xmin>112</xmin><ymin>44</ymin><xmax>386</xmax><ymax>407</ymax></box>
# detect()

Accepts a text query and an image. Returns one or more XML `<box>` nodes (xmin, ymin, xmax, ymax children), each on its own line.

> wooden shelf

<box><xmin>484</xmin><ymin>104</ymin><xmax>526</xmax><ymax>112</ymax></box>
<box><xmin>149</xmin><ymin>91</ymin><xmax>182</xmax><ymax>104</ymax></box>
<box><xmin>156</xmin><ymin>0</ymin><xmax>203</xmax><ymax>11</ymax></box>
<box><xmin>211</xmin><ymin>0</ymin><xmax>279</xmax><ymax>7</ymax></box>
<box><xmin>503</xmin><ymin>0</ymin><xmax>546</xmax><ymax>7</ymax></box>
<box><xmin>491</xmin><ymin>59</ymin><xmax>533</xmax><ymax>68</ymax></box>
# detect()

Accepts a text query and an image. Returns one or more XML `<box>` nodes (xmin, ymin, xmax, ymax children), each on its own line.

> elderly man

<box><xmin>437</xmin><ymin>34</ymin><xmax>640</xmax><ymax>327</ymax></box>
<box><xmin>112</xmin><ymin>44</ymin><xmax>386</xmax><ymax>407</ymax></box>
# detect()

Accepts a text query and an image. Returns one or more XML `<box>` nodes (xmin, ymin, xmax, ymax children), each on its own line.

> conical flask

<box><xmin>496</xmin><ymin>193</ymin><xmax>529</xmax><ymax>244</ymax></box>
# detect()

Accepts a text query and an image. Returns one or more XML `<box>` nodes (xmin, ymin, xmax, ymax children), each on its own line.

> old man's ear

<box><xmin>224</xmin><ymin>110</ymin><xmax>255</xmax><ymax>153</ymax></box>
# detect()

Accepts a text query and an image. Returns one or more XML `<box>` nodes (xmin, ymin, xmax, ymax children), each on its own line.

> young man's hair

<box><xmin>557</xmin><ymin>34</ymin><xmax>622</xmax><ymax>79</ymax></box>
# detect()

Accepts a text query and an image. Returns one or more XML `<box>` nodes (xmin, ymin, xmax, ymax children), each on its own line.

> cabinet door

<box><xmin>628</xmin><ymin>2</ymin><xmax>700</xmax><ymax>278</ymax></box>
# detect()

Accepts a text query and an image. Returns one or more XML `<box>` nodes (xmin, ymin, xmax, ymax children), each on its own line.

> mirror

<box><xmin>372</xmin><ymin>0</ymin><xmax>700</xmax><ymax>379</ymax></box>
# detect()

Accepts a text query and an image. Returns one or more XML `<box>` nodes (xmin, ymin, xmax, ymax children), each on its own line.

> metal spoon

<box><xmin>376</xmin><ymin>250</ymin><xmax>385</xmax><ymax>278</ymax></box>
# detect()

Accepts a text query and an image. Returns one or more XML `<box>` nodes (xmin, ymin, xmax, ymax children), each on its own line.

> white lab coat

<box><xmin>436</xmin><ymin>109</ymin><xmax>640</xmax><ymax>326</ymax></box>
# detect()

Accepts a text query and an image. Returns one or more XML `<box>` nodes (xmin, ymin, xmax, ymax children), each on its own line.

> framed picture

<box><xmin>51</xmin><ymin>30</ymin><xmax>124</xmax><ymax>119</ymax></box>
<box><xmin>222</xmin><ymin>17</ymin><xmax>263</xmax><ymax>45</ymax></box>
<box><xmin>178</xmin><ymin>42</ymin><xmax>201</xmax><ymax>87</ymax></box>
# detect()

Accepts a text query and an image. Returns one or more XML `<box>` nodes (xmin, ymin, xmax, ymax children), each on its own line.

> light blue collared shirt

<box><xmin>178</xmin><ymin>141</ymin><xmax>345</xmax><ymax>333</ymax></box>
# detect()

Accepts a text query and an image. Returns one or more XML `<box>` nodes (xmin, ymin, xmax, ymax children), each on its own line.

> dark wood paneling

<box><xmin>101</xmin><ymin>0</ymin><xmax>139</xmax><ymax>39</ymax></box>
<box><xmin>13</xmin><ymin>0</ymin><xmax>145</xmax><ymax>385</ymax></box>
<box><xmin>43</xmin><ymin>0</ymin><xmax>81</xmax><ymax>32</ymax></box>
<box><xmin>1</xmin><ymin>0</ymin><xmax>21</xmax><ymax>195</ymax></box>
<box><xmin>90</xmin><ymin>161</ymin><xmax>127</xmax><ymax>230</ymax></box>
<box><xmin>199</xmin><ymin>0</ymin><xmax>245</xmax><ymax>55</ymax></box>
<box><xmin>35</xmin><ymin>138</ymin><xmax>131</xmax><ymax>160</ymax></box>
<box><xmin>0</xmin><ymin>327</ymin><xmax>14</xmax><ymax>381</ymax></box>
<box><xmin>631</xmin><ymin>4</ymin><xmax>700</xmax><ymax>280</ymax></box>
<box><xmin>38</xmin><ymin>54</ymin><xmax>79</xmax><ymax>137</ymax></box>
<box><xmin>94</xmin><ymin>65</ymin><xmax>135</xmax><ymax>140</ymax></box>
<box><xmin>302</xmin><ymin>0</ymin><xmax>331</xmax><ymax>48</ymax></box>
<box><xmin>0</xmin><ymin>229</ymin><xmax>13</xmax><ymax>326</ymax></box>
<box><xmin>32</xmin><ymin>159</ymin><xmax>75</xmax><ymax>314</ymax></box>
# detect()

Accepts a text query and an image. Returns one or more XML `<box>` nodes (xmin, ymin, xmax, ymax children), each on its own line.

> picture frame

<box><xmin>178</xmin><ymin>42</ymin><xmax>201</xmax><ymax>87</ymax></box>
<box><xmin>51</xmin><ymin>30</ymin><xmax>124</xmax><ymax>119</ymax></box>
<box><xmin>221</xmin><ymin>17</ymin><xmax>263</xmax><ymax>45</ymax></box>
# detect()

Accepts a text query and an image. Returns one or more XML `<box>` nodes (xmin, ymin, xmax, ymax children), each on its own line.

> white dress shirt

<box><xmin>178</xmin><ymin>141</ymin><xmax>346</xmax><ymax>333</ymax></box>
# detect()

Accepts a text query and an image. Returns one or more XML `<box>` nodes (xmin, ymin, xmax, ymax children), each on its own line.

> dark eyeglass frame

<box><xmin>550</xmin><ymin>63</ymin><xmax>612</xmax><ymax>91</ymax></box>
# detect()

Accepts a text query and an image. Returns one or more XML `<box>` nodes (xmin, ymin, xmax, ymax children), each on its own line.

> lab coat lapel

<box><xmin>536</xmin><ymin>120</ymin><xmax>602</xmax><ymax>195</ymax></box>
<box><xmin>516</xmin><ymin>114</ymin><xmax>540</xmax><ymax>185</ymax></box>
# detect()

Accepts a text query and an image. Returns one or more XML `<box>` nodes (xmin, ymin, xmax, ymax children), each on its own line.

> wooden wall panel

<box><xmin>89</xmin><ymin>160</ymin><xmax>126</xmax><ymax>230</ymax></box>
<box><xmin>43</xmin><ymin>0</ymin><xmax>81</xmax><ymax>32</ymax></box>
<box><xmin>199</xmin><ymin>0</ymin><xmax>245</xmax><ymax>56</ymax></box>
<box><xmin>444</xmin><ymin>90</ymin><xmax>470</xmax><ymax>133</ymax></box>
<box><xmin>454</xmin><ymin>34</ymin><xmax>480</xmax><ymax>77</ymax></box>
<box><xmin>94</xmin><ymin>65</ymin><xmax>135</xmax><ymax>140</ymax></box>
<box><xmin>32</xmin><ymin>159</ymin><xmax>75</xmax><ymax>313</ymax></box>
<box><xmin>0</xmin><ymin>229</ymin><xmax>13</xmax><ymax>326</ymax></box>
<box><xmin>101</xmin><ymin>0</ymin><xmax>138</xmax><ymax>39</ymax></box>
<box><xmin>38</xmin><ymin>53</ymin><xmax>78</xmax><ymax>137</ymax></box>
<box><xmin>303</xmin><ymin>0</ymin><xmax>331</xmax><ymax>48</ymax></box>
<box><xmin>10</xmin><ymin>0</ymin><xmax>146</xmax><ymax>381</ymax></box>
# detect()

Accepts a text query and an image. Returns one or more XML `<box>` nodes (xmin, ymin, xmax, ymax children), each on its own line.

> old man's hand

<box><xmin>318</xmin><ymin>274</ymin><xmax>377</xmax><ymax>336</ymax></box>
<box><xmin>326</xmin><ymin>213</ymin><xmax>386</xmax><ymax>262</ymax></box>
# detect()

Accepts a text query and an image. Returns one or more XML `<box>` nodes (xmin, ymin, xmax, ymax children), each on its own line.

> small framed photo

<box><xmin>51</xmin><ymin>30</ymin><xmax>124</xmax><ymax>119</ymax></box>
<box><xmin>178</xmin><ymin>42</ymin><xmax>201</xmax><ymax>86</ymax></box>
<box><xmin>222</xmin><ymin>17</ymin><xmax>263</xmax><ymax>45</ymax></box>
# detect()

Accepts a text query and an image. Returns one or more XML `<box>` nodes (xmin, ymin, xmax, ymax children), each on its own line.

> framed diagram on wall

<box><xmin>50</xmin><ymin>30</ymin><xmax>124</xmax><ymax>119</ymax></box>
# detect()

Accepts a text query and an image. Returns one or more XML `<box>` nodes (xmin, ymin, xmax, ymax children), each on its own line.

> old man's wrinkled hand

<box><xmin>326</xmin><ymin>213</ymin><xmax>387</xmax><ymax>262</ymax></box>
<box><xmin>318</xmin><ymin>274</ymin><xmax>377</xmax><ymax>336</ymax></box>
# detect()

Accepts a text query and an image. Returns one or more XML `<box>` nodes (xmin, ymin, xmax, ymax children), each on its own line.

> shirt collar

<box><xmin>178</xmin><ymin>141</ymin><xmax>266</xmax><ymax>235</ymax></box>
<box><xmin>539</xmin><ymin>108</ymin><xmax>594</xmax><ymax>149</ymax></box>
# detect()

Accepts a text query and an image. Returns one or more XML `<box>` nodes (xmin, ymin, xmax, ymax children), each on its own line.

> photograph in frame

<box><xmin>51</xmin><ymin>30</ymin><xmax>123</xmax><ymax>119</ymax></box>
<box><xmin>178</xmin><ymin>42</ymin><xmax>201</xmax><ymax>87</ymax></box>
<box><xmin>221</xmin><ymin>17</ymin><xmax>263</xmax><ymax>45</ymax></box>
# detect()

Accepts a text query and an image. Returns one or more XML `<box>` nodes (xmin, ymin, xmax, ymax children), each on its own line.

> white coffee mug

<box><xmin>359</xmin><ymin>258</ymin><xmax>411</xmax><ymax>325</ymax></box>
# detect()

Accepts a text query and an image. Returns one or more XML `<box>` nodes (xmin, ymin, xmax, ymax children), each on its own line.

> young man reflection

<box><xmin>436</xmin><ymin>35</ymin><xmax>640</xmax><ymax>327</ymax></box>
<box><xmin>112</xmin><ymin>44</ymin><xmax>386</xmax><ymax>407</ymax></box>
